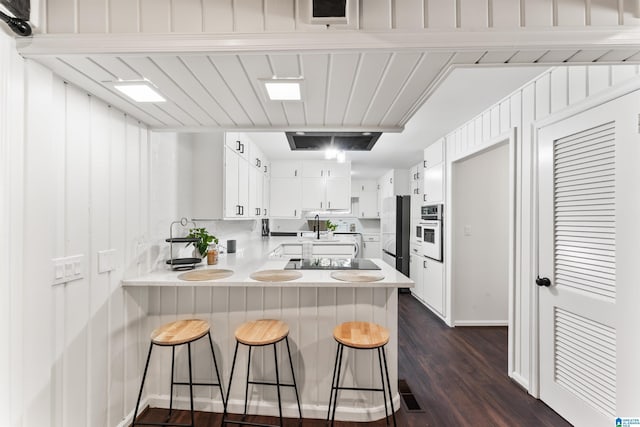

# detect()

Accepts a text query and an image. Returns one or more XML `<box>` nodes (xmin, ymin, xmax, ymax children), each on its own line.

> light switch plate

<box><xmin>52</xmin><ymin>254</ymin><xmax>84</xmax><ymax>285</ymax></box>
<box><xmin>98</xmin><ymin>249</ymin><xmax>116</xmax><ymax>273</ymax></box>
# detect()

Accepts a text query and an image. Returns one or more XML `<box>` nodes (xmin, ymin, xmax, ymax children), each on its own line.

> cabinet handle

<box><xmin>321</xmin><ymin>170</ymin><xmax>323</xmax><ymax>177</ymax></box>
<box><xmin>377</xmin><ymin>184</ymin><xmax>380</xmax><ymax>190</ymax></box>
<box><xmin>236</xmin><ymin>140</ymin><xmax>241</xmax><ymax>151</ymax></box>
<box><xmin>256</xmin><ymin>158</ymin><xmax>260</xmax><ymax>167</ymax></box>
<box><xmin>256</xmin><ymin>208</ymin><xmax>261</xmax><ymax>216</ymax></box>
<box><xmin>390</xmin><ymin>177</ymin><xmax>393</xmax><ymax>184</ymax></box>
<box><xmin>294</xmin><ymin>170</ymin><xmax>297</xmax><ymax>177</ymax></box>
<box><xmin>423</xmin><ymin>160</ymin><xmax>428</xmax><ymax>168</ymax></box>
<box><xmin>328</xmin><ymin>201</ymin><xmax>331</xmax><ymax>208</ymax></box>
<box><xmin>377</xmin><ymin>211</ymin><xmax>380</xmax><ymax>217</ymax></box>
<box><xmin>320</xmin><ymin>202</ymin><xmax>322</xmax><ymax>209</ymax></box>
<box><xmin>328</xmin><ymin>170</ymin><xmax>331</xmax><ymax>177</ymax></box>
<box><xmin>263</xmin><ymin>208</ymin><xmax>267</xmax><ymax>216</ymax></box>
<box><xmin>417</xmin><ymin>172</ymin><xmax>420</xmax><ymax>179</ymax></box>
<box><xmin>236</xmin><ymin>205</ymin><xmax>241</xmax><ymax>215</ymax></box>
<box><xmin>423</xmin><ymin>260</ymin><xmax>427</xmax><ymax>268</ymax></box>
<box><xmin>362</xmin><ymin>212</ymin><xmax>364</xmax><ymax>217</ymax></box>
<box><xmin>241</xmin><ymin>205</ymin><xmax>245</xmax><ymax>215</ymax></box>
<box><xmin>361</xmin><ymin>185</ymin><xmax>364</xmax><ymax>191</ymax></box>
<box><xmin>264</xmin><ymin>165</ymin><xmax>268</xmax><ymax>173</ymax></box>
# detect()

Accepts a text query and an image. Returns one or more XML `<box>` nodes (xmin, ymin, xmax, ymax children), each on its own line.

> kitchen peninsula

<box><xmin>122</xmin><ymin>237</ymin><xmax>412</xmax><ymax>423</ymax></box>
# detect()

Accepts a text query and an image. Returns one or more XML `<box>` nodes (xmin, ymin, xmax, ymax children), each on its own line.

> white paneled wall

<box><xmin>1</xmin><ymin>29</ymin><xmax>163</xmax><ymax>425</ymax></box>
<box><xmin>0</xmin><ymin>31</ymin><xmax>25</xmax><ymax>427</ymax></box>
<box><xmin>444</xmin><ymin>64</ymin><xmax>640</xmax><ymax>389</ymax></box>
<box><xmin>43</xmin><ymin>0</ymin><xmax>640</xmax><ymax>33</ymax></box>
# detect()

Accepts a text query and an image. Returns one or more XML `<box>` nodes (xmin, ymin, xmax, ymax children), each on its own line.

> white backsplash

<box><xmin>271</xmin><ymin>217</ymin><xmax>380</xmax><ymax>234</ymax></box>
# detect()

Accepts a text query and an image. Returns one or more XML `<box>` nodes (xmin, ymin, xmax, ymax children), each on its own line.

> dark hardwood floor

<box><xmin>135</xmin><ymin>293</ymin><xmax>571</xmax><ymax>426</ymax></box>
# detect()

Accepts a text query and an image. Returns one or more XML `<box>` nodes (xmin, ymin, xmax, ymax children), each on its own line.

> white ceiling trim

<box><xmin>17</xmin><ymin>28</ymin><xmax>640</xmax><ymax>56</ymax></box>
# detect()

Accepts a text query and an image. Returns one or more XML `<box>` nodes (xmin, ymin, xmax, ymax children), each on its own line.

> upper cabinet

<box><xmin>423</xmin><ymin>140</ymin><xmax>445</xmax><ymax>205</ymax></box>
<box><xmin>192</xmin><ymin>132</ymin><xmax>270</xmax><ymax>220</ymax></box>
<box><xmin>270</xmin><ymin>161</ymin><xmax>302</xmax><ymax>218</ymax></box>
<box><xmin>301</xmin><ymin>161</ymin><xmax>351</xmax><ymax>210</ymax></box>
<box><xmin>352</xmin><ymin>179</ymin><xmax>379</xmax><ymax>219</ymax></box>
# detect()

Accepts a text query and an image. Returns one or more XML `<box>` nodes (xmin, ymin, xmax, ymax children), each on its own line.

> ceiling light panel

<box><xmin>262</xmin><ymin>79</ymin><xmax>304</xmax><ymax>101</ymax></box>
<box><xmin>113</xmin><ymin>82</ymin><xmax>166</xmax><ymax>103</ymax></box>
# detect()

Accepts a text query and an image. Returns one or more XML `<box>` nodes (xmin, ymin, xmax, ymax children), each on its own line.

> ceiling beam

<box><xmin>17</xmin><ymin>28</ymin><xmax>640</xmax><ymax>57</ymax></box>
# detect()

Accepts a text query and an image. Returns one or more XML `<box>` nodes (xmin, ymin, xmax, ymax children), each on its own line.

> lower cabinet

<box><xmin>409</xmin><ymin>243</ymin><xmax>423</xmax><ymax>300</ymax></box>
<box><xmin>422</xmin><ymin>257</ymin><xmax>444</xmax><ymax>316</ymax></box>
<box><xmin>361</xmin><ymin>234</ymin><xmax>381</xmax><ymax>258</ymax></box>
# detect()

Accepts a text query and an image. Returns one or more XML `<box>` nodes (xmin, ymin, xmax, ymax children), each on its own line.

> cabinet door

<box><xmin>301</xmin><ymin>161</ymin><xmax>326</xmax><ymax>177</ymax></box>
<box><xmin>262</xmin><ymin>175</ymin><xmax>270</xmax><ymax>217</ymax></box>
<box><xmin>326</xmin><ymin>161</ymin><xmax>350</xmax><ymax>178</ymax></box>
<box><xmin>326</xmin><ymin>177</ymin><xmax>350</xmax><ymax>210</ymax></box>
<box><xmin>423</xmin><ymin>163</ymin><xmax>444</xmax><ymax>204</ymax></box>
<box><xmin>423</xmin><ymin>139</ymin><xmax>443</xmax><ymax>168</ymax></box>
<box><xmin>362</xmin><ymin>240</ymin><xmax>381</xmax><ymax>259</ymax></box>
<box><xmin>423</xmin><ymin>257</ymin><xmax>444</xmax><ymax>315</ymax></box>
<box><xmin>248</xmin><ymin>167</ymin><xmax>262</xmax><ymax>218</ymax></box>
<box><xmin>226</xmin><ymin>132</ymin><xmax>248</xmax><ymax>160</ymax></box>
<box><xmin>301</xmin><ymin>177</ymin><xmax>325</xmax><ymax>209</ymax></box>
<box><xmin>271</xmin><ymin>161</ymin><xmax>301</xmax><ymax>178</ymax></box>
<box><xmin>410</xmin><ymin>253</ymin><xmax>424</xmax><ymax>301</ymax></box>
<box><xmin>225</xmin><ymin>148</ymin><xmax>240</xmax><ymax>217</ymax></box>
<box><xmin>237</xmin><ymin>156</ymin><xmax>249</xmax><ymax>217</ymax></box>
<box><xmin>270</xmin><ymin>177</ymin><xmax>301</xmax><ymax>217</ymax></box>
<box><xmin>359</xmin><ymin>191</ymin><xmax>378</xmax><ymax>218</ymax></box>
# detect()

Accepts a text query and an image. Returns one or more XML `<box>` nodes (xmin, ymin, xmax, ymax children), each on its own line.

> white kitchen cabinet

<box><xmin>378</xmin><ymin>169</ymin><xmax>410</xmax><ymax>213</ymax></box>
<box><xmin>262</xmin><ymin>174</ymin><xmax>270</xmax><ymax>217</ymax></box>
<box><xmin>270</xmin><ymin>177</ymin><xmax>301</xmax><ymax>218</ymax></box>
<box><xmin>248</xmin><ymin>166</ymin><xmax>265</xmax><ymax>217</ymax></box>
<box><xmin>422</xmin><ymin>256</ymin><xmax>444</xmax><ymax>316</ymax></box>
<box><xmin>225</xmin><ymin>132</ymin><xmax>250</xmax><ymax>161</ymax></box>
<box><xmin>352</xmin><ymin>179</ymin><xmax>379</xmax><ymax>218</ymax></box>
<box><xmin>224</xmin><ymin>146</ymin><xmax>249</xmax><ymax>218</ymax></box>
<box><xmin>271</xmin><ymin>160</ymin><xmax>301</xmax><ymax>178</ymax></box>
<box><xmin>301</xmin><ymin>160</ymin><xmax>351</xmax><ymax>210</ymax></box>
<box><xmin>361</xmin><ymin>233</ymin><xmax>381</xmax><ymax>258</ymax></box>
<box><xmin>409</xmin><ymin>162</ymin><xmax>423</xmax><ymax>195</ymax></box>
<box><xmin>270</xmin><ymin>161</ymin><xmax>302</xmax><ymax>217</ymax></box>
<box><xmin>410</xmin><ymin>245</ymin><xmax>424</xmax><ymax>301</ymax></box>
<box><xmin>423</xmin><ymin>139</ymin><xmax>445</xmax><ymax>205</ymax></box>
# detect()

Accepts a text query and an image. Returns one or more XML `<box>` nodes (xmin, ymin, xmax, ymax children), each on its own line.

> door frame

<box><xmin>529</xmin><ymin>75</ymin><xmax>640</xmax><ymax>399</ymax></box>
<box><xmin>446</xmin><ymin>128</ymin><xmax>517</xmax><ymax>376</ymax></box>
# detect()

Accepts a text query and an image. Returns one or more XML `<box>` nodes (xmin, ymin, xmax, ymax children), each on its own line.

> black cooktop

<box><xmin>284</xmin><ymin>258</ymin><xmax>381</xmax><ymax>270</ymax></box>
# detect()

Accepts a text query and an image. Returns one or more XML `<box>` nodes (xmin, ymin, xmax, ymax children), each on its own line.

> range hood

<box><xmin>285</xmin><ymin>131</ymin><xmax>381</xmax><ymax>151</ymax></box>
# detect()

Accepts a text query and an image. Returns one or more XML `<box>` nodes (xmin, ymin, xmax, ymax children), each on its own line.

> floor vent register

<box><xmin>398</xmin><ymin>379</ymin><xmax>423</xmax><ymax>412</ymax></box>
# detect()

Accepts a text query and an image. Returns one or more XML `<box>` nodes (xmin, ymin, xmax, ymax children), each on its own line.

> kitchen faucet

<box><xmin>314</xmin><ymin>214</ymin><xmax>320</xmax><ymax>240</ymax></box>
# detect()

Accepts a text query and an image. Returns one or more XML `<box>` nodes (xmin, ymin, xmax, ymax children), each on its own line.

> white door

<box><xmin>537</xmin><ymin>91</ymin><xmax>640</xmax><ymax>426</ymax></box>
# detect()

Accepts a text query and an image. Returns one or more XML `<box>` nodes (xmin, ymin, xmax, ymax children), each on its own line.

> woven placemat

<box><xmin>250</xmin><ymin>270</ymin><xmax>303</xmax><ymax>282</ymax></box>
<box><xmin>177</xmin><ymin>269</ymin><xmax>234</xmax><ymax>281</ymax></box>
<box><xmin>330</xmin><ymin>271</ymin><xmax>385</xmax><ymax>282</ymax></box>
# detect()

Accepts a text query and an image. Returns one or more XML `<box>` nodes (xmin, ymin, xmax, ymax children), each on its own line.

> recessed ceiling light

<box><xmin>336</xmin><ymin>151</ymin><xmax>346</xmax><ymax>163</ymax></box>
<box><xmin>295</xmin><ymin>131</ymin><xmax>305</xmax><ymax>135</ymax></box>
<box><xmin>325</xmin><ymin>147</ymin><xmax>337</xmax><ymax>159</ymax></box>
<box><xmin>362</xmin><ymin>132</ymin><xmax>371</xmax><ymax>136</ymax></box>
<box><xmin>262</xmin><ymin>78</ymin><xmax>304</xmax><ymax>101</ymax></box>
<box><xmin>113</xmin><ymin>81</ymin><xmax>166</xmax><ymax>103</ymax></box>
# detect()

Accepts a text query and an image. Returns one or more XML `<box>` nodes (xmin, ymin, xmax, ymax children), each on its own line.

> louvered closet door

<box><xmin>537</xmin><ymin>91</ymin><xmax>640</xmax><ymax>427</ymax></box>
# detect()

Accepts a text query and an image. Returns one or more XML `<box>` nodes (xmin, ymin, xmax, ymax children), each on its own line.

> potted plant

<box><xmin>186</xmin><ymin>227</ymin><xmax>218</xmax><ymax>259</ymax></box>
<box><xmin>326</xmin><ymin>220</ymin><xmax>337</xmax><ymax>238</ymax></box>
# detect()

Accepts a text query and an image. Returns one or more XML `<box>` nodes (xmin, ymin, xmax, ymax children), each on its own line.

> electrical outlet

<box><xmin>52</xmin><ymin>254</ymin><xmax>85</xmax><ymax>286</ymax></box>
<box><xmin>98</xmin><ymin>249</ymin><xmax>116</xmax><ymax>273</ymax></box>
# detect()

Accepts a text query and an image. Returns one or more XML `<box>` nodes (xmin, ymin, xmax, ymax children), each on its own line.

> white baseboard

<box><xmin>116</xmin><ymin>396</ymin><xmax>150</xmax><ymax>427</ymax></box>
<box><xmin>122</xmin><ymin>393</ymin><xmax>401</xmax><ymax>424</ymax></box>
<box><xmin>509</xmin><ymin>371</ymin><xmax>530</xmax><ymax>392</ymax></box>
<box><xmin>453</xmin><ymin>320</ymin><xmax>508</xmax><ymax>327</ymax></box>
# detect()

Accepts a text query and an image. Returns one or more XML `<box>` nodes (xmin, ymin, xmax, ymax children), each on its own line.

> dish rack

<box><xmin>165</xmin><ymin>217</ymin><xmax>201</xmax><ymax>270</ymax></box>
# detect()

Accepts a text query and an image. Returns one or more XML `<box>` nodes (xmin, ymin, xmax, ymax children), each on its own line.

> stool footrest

<box><xmin>222</xmin><ymin>418</ymin><xmax>284</xmax><ymax>427</ymax></box>
<box><xmin>133</xmin><ymin>422</ymin><xmax>192</xmax><ymax>427</ymax></box>
<box><xmin>332</xmin><ymin>385</ymin><xmax>385</xmax><ymax>392</ymax></box>
<box><xmin>247</xmin><ymin>380</ymin><xmax>296</xmax><ymax>388</ymax></box>
<box><xmin>173</xmin><ymin>381</ymin><xmax>223</xmax><ymax>387</ymax></box>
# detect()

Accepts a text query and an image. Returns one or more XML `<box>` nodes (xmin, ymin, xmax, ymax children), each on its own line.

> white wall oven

<box><xmin>420</xmin><ymin>204</ymin><xmax>443</xmax><ymax>262</ymax></box>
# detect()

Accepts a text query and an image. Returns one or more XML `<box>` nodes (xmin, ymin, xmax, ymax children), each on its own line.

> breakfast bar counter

<box><xmin>121</xmin><ymin>238</ymin><xmax>412</xmax><ymax>423</ymax></box>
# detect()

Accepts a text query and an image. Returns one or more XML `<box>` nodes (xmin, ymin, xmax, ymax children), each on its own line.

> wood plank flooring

<box><xmin>134</xmin><ymin>293</ymin><xmax>571</xmax><ymax>426</ymax></box>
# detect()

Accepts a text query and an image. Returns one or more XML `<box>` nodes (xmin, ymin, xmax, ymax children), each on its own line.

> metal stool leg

<box><xmin>381</xmin><ymin>345</ymin><xmax>397</xmax><ymax>427</ymax></box>
<box><xmin>131</xmin><ymin>342</ymin><xmax>154</xmax><ymax>426</ymax></box>
<box><xmin>377</xmin><ymin>347</ymin><xmax>389</xmax><ymax>424</ymax></box>
<box><xmin>207</xmin><ymin>331</ymin><xmax>226</xmax><ymax>411</ymax></box>
<box><xmin>244</xmin><ymin>346</ymin><xmax>252</xmax><ymax>418</ymax></box>
<box><xmin>169</xmin><ymin>346</ymin><xmax>176</xmax><ymax>420</ymax></box>
<box><xmin>326</xmin><ymin>342</ymin><xmax>341</xmax><ymax>421</ymax></box>
<box><xmin>285</xmin><ymin>337</ymin><xmax>302</xmax><ymax>422</ymax></box>
<box><xmin>187</xmin><ymin>342</ymin><xmax>195</xmax><ymax>427</ymax></box>
<box><xmin>222</xmin><ymin>341</ymin><xmax>240</xmax><ymax>427</ymax></box>
<box><xmin>330</xmin><ymin>343</ymin><xmax>345</xmax><ymax>426</ymax></box>
<box><xmin>273</xmin><ymin>343</ymin><xmax>283</xmax><ymax>427</ymax></box>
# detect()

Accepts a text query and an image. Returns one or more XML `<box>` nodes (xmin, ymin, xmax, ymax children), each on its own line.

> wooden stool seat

<box><xmin>234</xmin><ymin>319</ymin><xmax>289</xmax><ymax>346</ymax></box>
<box><xmin>150</xmin><ymin>319</ymin><xmax>210</xmax><ymax>346</ymax></box>
<box><xmin>333</xmin><ymin>321</ymin><xmax>390</xmax><ymax>349</ymax></box>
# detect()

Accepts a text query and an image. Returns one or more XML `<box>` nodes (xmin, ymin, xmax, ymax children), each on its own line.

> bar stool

<box><xmin>223</xmin><ymin>319</ymin><xmax>302</xmax><ymax>427</ymax></box>
<box><xmin>327</xmin><ymin>321</ymin><xmax>396</xmax><ymax>426</ymax></box>
<box><xmin>131</xmin><ymin>319</ymin><xmax>225</xmax><ymax>427</ymax></box>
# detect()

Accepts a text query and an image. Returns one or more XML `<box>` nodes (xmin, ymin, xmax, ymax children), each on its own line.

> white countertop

<box><xmin>122</xmin><ymin>236</ymin><xmax>413</xmax><ymax>288</ymax></box>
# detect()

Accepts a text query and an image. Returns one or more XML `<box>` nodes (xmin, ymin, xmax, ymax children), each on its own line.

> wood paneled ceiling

<box><xmin>32</xmin><ymin>47</ymin><xmax>640</xmax><ymax>131</ymax></box>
